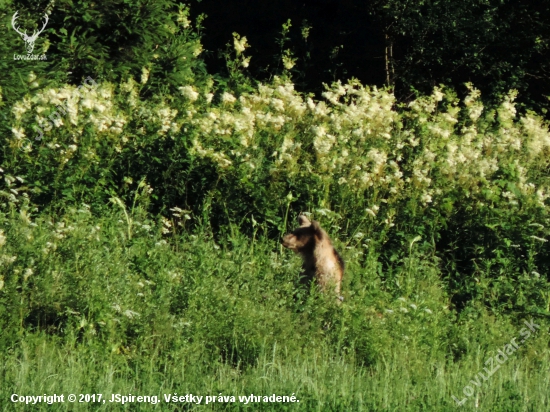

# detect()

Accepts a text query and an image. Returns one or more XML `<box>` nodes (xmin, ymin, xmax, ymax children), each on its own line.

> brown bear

<box><xmin>282</xmin><ymin>215</ymin><xmax>344</xmax><ymax>298</ymax></box>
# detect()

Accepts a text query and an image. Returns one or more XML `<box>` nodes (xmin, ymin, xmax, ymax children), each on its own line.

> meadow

<box><xmin>0</xmin><ymin>203</ymin><xmax>549</xmax><ymax>411</ymax></box>
<box><xmin>1</xmin><ymin>15</ymin><xmax>550</xmax><ymax>410</ymax></box>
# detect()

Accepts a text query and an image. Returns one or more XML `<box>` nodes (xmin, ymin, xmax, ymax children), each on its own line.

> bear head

<box><xmin>282</xmin><ymin>215</ymin><xmax>323</xmax><ymax>254</ymax></box>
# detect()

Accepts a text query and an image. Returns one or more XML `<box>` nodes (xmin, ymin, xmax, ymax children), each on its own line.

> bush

<box><xmin>3</xmin><ymin>63</ymin><xmax>550</xmax><ymax>310</ymax></box>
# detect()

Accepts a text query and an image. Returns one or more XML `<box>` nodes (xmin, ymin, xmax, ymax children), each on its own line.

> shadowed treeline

<box><xmin>191</xmin><ymin>0</ymin><xmax>386</xmax><ymax>94</ymax></box>
<box><xmin>191</xmin><ymin>0</ymin><xmax>550</xmax><ymax>113</ymax></box>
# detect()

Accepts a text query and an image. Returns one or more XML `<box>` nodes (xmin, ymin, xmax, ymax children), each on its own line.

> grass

<box><xmin>0</xmin><ymin>204</ymin><xmax>549</xmax><ymax>411</ymax></box>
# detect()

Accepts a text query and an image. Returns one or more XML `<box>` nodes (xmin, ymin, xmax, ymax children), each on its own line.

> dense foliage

<box><xmin>369</xmin><ymin>0</ymin><xmax>550</xmax><ymax>110</ymax></box>
<box><xmin>192</xmin><ymin>0</ymin><xmax>550</xmax><ymax>113</ymax></box>
<box><xmin>4</xmin><ymin>69</ymin><xmax>550</xmax><ymax>311</ymax></box>
<box><xmin>0</xmin><ymin>0</ymin><xmax>549</xmax><ymax>410</ymax></box>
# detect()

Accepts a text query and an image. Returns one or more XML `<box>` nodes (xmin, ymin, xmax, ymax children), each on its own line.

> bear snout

<box><xmin>282</xmin><ymin>234</ymin><xmax>296</xmax><ymax>250</ymax></box>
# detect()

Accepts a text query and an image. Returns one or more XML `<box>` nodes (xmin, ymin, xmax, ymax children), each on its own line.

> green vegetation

<box><xmin>367</xmin><ymin>0</ymin><xmax>550</xmax><ymax>109</ymax></box>
<box><xmin>1</xmin><ymin>0</ymin><xmax>549</xmax><ymax>410</ymax></box>
<box><xmin>0</xmin><ymin>205</ymin><xmax>549</xmax><ymax>410</ymax></box>
<box><xmin>192</xmin><ymin>0</ymin><xmax>550</xmax><ymax>113</ymax></box>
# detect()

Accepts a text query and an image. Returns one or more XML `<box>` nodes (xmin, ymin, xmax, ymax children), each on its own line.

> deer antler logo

<box><xmin>11</xmin><ymin>11</ymin><xmax>49</xmax><ymax>55</ymax></box>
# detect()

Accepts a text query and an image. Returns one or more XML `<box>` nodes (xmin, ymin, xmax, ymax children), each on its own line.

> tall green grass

<box><xmin>0</xmin><ymin>204</ymin><xmax>548</xmax><ymax>411</ymax></box>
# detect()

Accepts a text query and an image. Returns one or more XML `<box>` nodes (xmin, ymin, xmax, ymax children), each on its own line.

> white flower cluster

<box><xmin>185</xmin><ymin>78</ymin><xmax>550</xmax><ymax>214</ymax></box>
<box><xmin>8</xmin><ymin>73</ymin><xmax>550</xmax><ymax>217</ymax></box>
<box><xmin>10</xmin><ymin>80</ymin><xmax>128</xmax><ymax>156</ymax></box>
<box><xmin>233</xmin><ymin>34</ymin><xmax>248</xmax><ymax>55</ymax></box>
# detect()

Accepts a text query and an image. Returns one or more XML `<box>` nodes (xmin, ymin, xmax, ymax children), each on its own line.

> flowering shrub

<box><xmin>2</xmin><ymin>67</ymin><xmax>550</xmax><ymax>310</ymax></box>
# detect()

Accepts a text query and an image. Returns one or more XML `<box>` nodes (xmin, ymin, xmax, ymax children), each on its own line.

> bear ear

<box><xmin>311</xmin><ymin>220</ymin><xmax>324</xmax><ymax>238</ymax></box>
<box><xmin>298</xmin><ymin>215</ymin><xmax>311</xmax><ymax>227</ymax></box>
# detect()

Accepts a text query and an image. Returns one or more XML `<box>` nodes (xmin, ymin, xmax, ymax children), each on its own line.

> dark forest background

<box><xmin>191</xmin><ymin>0</ymin><xmax>550</xmax><ymax>113</ymax></box>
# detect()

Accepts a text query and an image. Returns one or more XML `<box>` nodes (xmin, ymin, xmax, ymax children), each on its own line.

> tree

<box><xmin>368</xmin><ymin>0</ymin><xmax>550</xmax><ymax>111</ymax></box>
